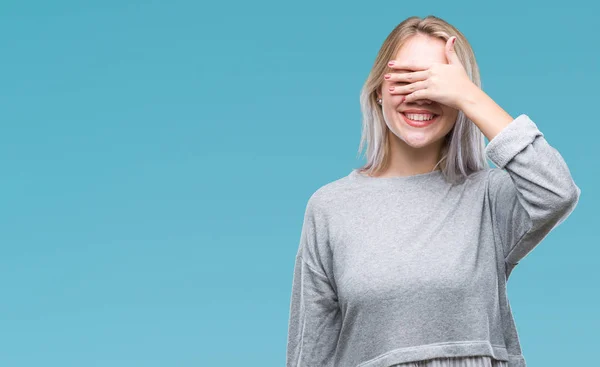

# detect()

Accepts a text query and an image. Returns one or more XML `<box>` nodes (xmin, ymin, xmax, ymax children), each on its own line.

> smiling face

<box><xmin>378</xmin><ymin>33</ymin><xmax>459</xmax><ymax>150</ymax></box>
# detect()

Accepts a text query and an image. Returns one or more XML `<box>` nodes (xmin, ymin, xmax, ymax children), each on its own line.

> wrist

<box><xmin>456</xmin><ymin>83</ymin><xmax>514</xmax><ymax>141</ymax></box>
<box><xmin>458</xmin><ymin>82</ymin><xmax>485</xmax><ymax>114</ymax></box>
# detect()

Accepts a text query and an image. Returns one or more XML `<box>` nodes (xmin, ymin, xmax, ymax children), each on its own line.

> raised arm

<box><xmin>484</xmin><ymin>114</ymin><xmax>581</xmax><ymax>278</ymax></box>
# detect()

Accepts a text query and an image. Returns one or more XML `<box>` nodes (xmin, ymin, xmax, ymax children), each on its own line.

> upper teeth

<box><xmin>404</xmin><ymin>113</ymin><xmax>435</xmax><ymax>121</ymax></box>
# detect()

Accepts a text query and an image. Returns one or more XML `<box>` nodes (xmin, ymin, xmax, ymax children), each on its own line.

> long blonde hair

<box><xmin>357</xmin><ymin>15</ymin><xmax>489</xmax><ymax>184</ymax></box>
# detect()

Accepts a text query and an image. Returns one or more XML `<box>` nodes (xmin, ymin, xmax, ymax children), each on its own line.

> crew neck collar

<box><xmin>348</xmin><ymin>168</ymin><xmax>444</xmax><ymax>184</ymax></box>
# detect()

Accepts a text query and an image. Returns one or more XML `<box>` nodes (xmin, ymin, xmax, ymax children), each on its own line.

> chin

<box><xmin>401</xmin><ymin>136</ymin><xmax>438</xmax><ymax>149</ymax></box>
<box><xmin>397</xmin><ymin>126</ymin><xmax>445</xmax><ymax>148</ymax></box>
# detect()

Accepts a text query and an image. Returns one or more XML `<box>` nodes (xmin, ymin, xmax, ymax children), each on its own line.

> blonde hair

<box><xmin>357</xmin><ymin>15</ymin><xmax>489</xmax><ymax>184</ymax></box>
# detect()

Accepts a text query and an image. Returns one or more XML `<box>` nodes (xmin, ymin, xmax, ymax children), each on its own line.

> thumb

<box><xmin>446</xmin><ymin>36</ymin><xmax>460</xmax><ymax>64</ymax></box>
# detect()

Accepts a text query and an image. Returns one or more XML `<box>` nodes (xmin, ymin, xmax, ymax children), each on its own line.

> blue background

<box><xmin>1</xmin><ymin>1</ymin><xmax>597</xmax><ymax>366</ymax></box>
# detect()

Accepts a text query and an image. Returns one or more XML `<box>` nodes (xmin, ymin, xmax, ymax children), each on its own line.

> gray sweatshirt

<box><xmin>286</xmin><ymin>114</ymin><xmax>581</xmax><ymax>367</ymax></box>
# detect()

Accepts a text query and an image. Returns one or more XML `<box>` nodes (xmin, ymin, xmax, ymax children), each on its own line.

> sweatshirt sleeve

<box><xmin>286</xmin><ymin>194</ymin><xmax>342</xmax><ymax>367</ymax></box>
<box><xmin>484</xmin><ymin>114</ymin><xmax>581</xmax><ymax>279</ymax></box>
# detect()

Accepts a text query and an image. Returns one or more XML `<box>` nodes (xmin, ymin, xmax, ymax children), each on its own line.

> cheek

<box><xmin>437</xmin><ymin>109</ymin><xmax>458</xmax><ymax>126</ymax></box>
<box><xmin>384</xmin><ymin>94</ymin><xmax>405</xmax><ymax>105</ymax></box>
<box><xmin>440</xmin><ymin>119</ymin><xmax>458</xmax><ymax>137</ymax></box>
<box><xmin>442</xmin><ymin>108</ymin><xmax>459</xmax><ymax>120</ymax></box>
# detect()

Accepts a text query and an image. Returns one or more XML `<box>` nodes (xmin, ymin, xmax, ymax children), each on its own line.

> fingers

<box><xmin>388</xmin><ymin>60</ymin><xmax>432</xmax><ymax>71</ymax></box>
<box><xmin>388</xmin><ymin>80</ymin><xmax>427</xmax><ymax>95</ymax></box>
<box><xmin>404</xmin><ymin>89</ymin><xmax>428</xmax><ymax>103</ymax></box>
<box><xmin>384</xmin><ymin>70</ymin><xmax>428</xmax><ymax>83</ymax></box>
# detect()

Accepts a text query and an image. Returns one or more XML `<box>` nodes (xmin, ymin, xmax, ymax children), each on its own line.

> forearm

<box><xmin>459</xmin><ymin>85</ymin><xmax>515</xmax><ymax>142</ymax></box>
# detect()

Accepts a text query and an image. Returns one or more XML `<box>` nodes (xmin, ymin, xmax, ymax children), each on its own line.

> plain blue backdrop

<box><xmin>1</xmin><ymin>1</ymin><xmax>597</xmax><ymax>366</ymax></box>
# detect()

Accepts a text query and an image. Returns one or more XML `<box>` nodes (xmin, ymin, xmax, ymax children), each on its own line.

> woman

<box><xmin>286</xmin><ymin>15</ymin><xmax>580</xmax><ymax>367</ymax></box>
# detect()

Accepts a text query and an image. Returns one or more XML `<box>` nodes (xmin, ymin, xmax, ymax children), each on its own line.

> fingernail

<box><xmin>388</xmin><ymin>61</ymin><xmax>395</xmax><ymax>66</ymax></box>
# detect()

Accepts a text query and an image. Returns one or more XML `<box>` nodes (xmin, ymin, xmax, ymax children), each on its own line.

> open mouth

<box><xmin>399</xmin><ymin>112</ymin><xmax>440</xmax><ymax>128</ymax></box>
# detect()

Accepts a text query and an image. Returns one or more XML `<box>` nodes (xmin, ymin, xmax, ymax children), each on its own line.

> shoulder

<box><xmin>463</xmin><ymin>167</ymin><xmax>509</xmax><ymax>186</ymax></box>
<box><xmin>484</xmin><ymin>167</ymin><xmax>512</xmax><ymax>190</ymax></box>
<box><xmin>304</xmin><ymin>172</ymin><xmax>353</xmax><ymax>215</ymax></box>
<box><xmin>456</xmin><ymin>168</ymin><xmax>510</xmax><ymax>200</ymax></box>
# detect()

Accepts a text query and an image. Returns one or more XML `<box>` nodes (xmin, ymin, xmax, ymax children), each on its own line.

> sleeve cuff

<box><xmin>484</xmin><ymin>113</ymin><xmax>544</xmax><ymax>169</ymax></box>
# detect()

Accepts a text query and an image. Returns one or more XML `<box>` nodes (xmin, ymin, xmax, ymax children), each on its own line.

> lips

<box><xmin>402</xmin><ymin>109</ymin><xmax>438</xmax><ymax>115</ymax></box>
<box><xmin>399</xmin><ymin>112</ymin><xmax>439</xmax><ymax>128</ymax></box>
